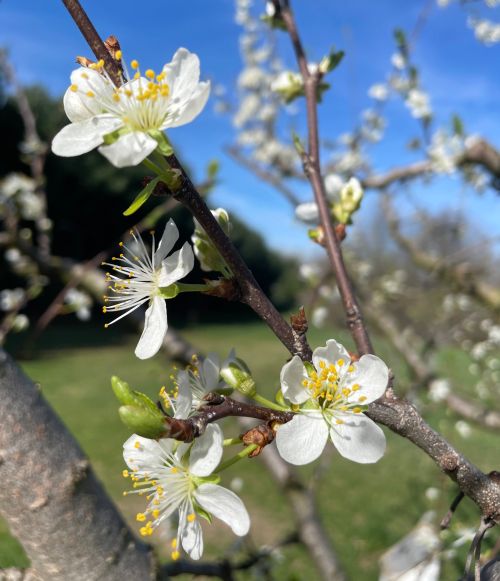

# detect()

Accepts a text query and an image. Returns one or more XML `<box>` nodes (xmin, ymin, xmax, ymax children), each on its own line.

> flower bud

<box><xmin>118</xmin><ymin>405</ymin><xmax>166</xmax><ymax>439</ymax></box>
<box><xmin>333</xmin><ymin>177</ymin><xmax>364</xmax><ymax>224</ymax></box>
<box><xmin>220</xmin><ymin>357</ymin><xmax>256</xmax><ymax>397</ymax></box>
<box><xmin>192</xmin><ymin>208</ymin><xmax>232</xmax><ymax>276</ymax></box>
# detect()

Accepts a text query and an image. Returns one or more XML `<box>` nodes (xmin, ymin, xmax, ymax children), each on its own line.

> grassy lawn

<box><xmin>1</xmin><ymin>321</ymin><xmax>498</xmax><ymax>579</ymax></box>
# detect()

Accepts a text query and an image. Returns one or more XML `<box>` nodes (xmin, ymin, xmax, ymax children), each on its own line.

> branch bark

<box><xmin>0</xmin><ymin>350</ymin><xmax>156</xmax><ymax>580</ymax></box>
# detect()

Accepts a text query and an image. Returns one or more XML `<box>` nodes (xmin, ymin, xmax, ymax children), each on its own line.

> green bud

<box><xmin>220</xmin><ymin>358</ymin><xmax>256</xmax><ymax>397</ymax></box>
<box><xmin>118</xmin><ymin>405</ymin><xmax>166</xmax><ymax>439</ymax></box>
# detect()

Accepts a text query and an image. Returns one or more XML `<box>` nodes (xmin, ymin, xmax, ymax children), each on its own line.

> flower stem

<box><xmin>142</xmin><ymin>157</ymin><xmax>163</xmax><ymax>176</ymax></box>
<box><xmin>251</xmin><ymin>393</ymin><xmax>290</xmax><ymax>412</ymax></box>
<box><xmin>215</xmin><ymin>444</ymin><xmax>258</xmax><ymax>473</ymax></box>
<box><xmin>223</xmin><ymin>437</ymin><xmax>242</xmax><ymax>447</ymax></box>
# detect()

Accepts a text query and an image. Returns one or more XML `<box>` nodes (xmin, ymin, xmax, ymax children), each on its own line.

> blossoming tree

<box><xmin>1</xmin><ymin>0</ymin><xmax>500</xmax><ymax>580</ymax></box>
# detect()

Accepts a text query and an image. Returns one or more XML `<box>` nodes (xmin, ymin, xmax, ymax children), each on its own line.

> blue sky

<box><xmin>2</xmin><ymin>0</ymin><xmax>499</xmax><ymax>257</ymax></box>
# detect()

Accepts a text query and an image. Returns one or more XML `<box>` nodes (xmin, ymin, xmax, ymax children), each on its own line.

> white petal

<box><xmin>123</xmin><ymin>434</ymin><xmax>168</xmax><ymax>471</ymax></box>
<box><xmin>64</xmin><ymin>68</ymin><xmax>112</xmax><ymax>122</ymax></box>
<box><xmin>164</xmin><ymin>48</ymin><xmax>201</xmax><ymax>101</ymax></box>
<box><xmin>165</xmin><ymin>81</ymin><xmax>211</xmax><ymax>129</ymax></box>
<box><xmin>134</xmin><ymin>296</ymin><xmax>168</xmax><ymax>359</ymax></box>
<box><xmin>295</xmin><ymin>202</ymin><xmax>319</xmax><ymax>223</ymax></box>
<box><xmin>201</xmin><ymin>353</ymin><xmax>221</xmax><ymax>391</ymax></box>
<box><xmin>280</xmin><ymin>356</ymin><xmax>310</xmax><ymax>405</ymax></box>
<box><xmin>275</xmin><ymin>414</ymin><xmax>329</xmax><ymax>465</ymax></box>
<box><xmin>98</xmin><ymin>131</ymin><xmax>158</xmax><ymax>168</ymax></box>
<box><xmin>329</xmin><ymin>412</ymin><xmax>386</xmax><ymax>463</ymax></box>
<box><xmin>180</xmin><ymin>514</ymin><xmax>204</xmax><ymax>560</ymax></box>
<box><xmin>175</xmin><ymin>371</ymin><xmax>193</xmax><ymax>419</ymax></box>
<box><xmin>154</xmin><ymin>219</ymin><xmax>179</xmax><ymax>266</ymax></box>
<box><xmin>158</xmin><ymin>242</ymin><xmax>195</xmax><ymax>287</ymax></box>
<box><xmin>194</xmin><ymin>483</ymin><xmax>250</xmax><ymax>536</ymax></box>
<box><xmin>312</xmin><ymin>339</ymin><xmax>350</xmax><ymax>370</ymax></box>
<box><xmin>52</xmin><ymin>116</ymin><xmax>123</xmax><ymax>157</ymax></box>
<box><xmin>346</xmin><ymin>354</ymin><xmax>389</xmax><ymax>403</ymax></box>
<box><xmin>189</xmin><ymin>424</ymin><xmax>223</xmax><ymax>477</ymax></box>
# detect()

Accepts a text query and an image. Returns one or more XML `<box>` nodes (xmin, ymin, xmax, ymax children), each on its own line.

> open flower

<box><xmin>276</xmin><ymin>339</ymin><xmax>388</xmax><ymax>465</ymax></box>
<box><xmin>123</xmin><ymin>425</ymin><xmax>250</xmax><ymax>560</ymax></box>
<box><xmin>102</xmin><ymin>219</ymin><xmax>194</xmax><ymax>359</ymax></box>
<box><xmin>52</xmin><ymin>48</ymin><xmax>210</xmax><ymax>167</ymax></box>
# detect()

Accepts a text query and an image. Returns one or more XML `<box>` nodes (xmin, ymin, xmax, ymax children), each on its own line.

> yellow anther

<box><xmin>156</xmin><ymin>486</ymin><xmax>164</xmax><ymax>495</ymax></box>
<box><xmin>145</xmin><ymin>69</ymin><xmax>155</xmax><ymax>79</ymax></box>
<box><xmin>122</xmin><ymin>470</ymin><xmax>129</xmax><ymax>478</ymax></box>
<box><xmin>136</xmin><ymin>513</ymin><xmax>146</xmax><ymax>522</ymax></box>
<box><xmin>102</xmin><ymin>306</ymin><xmax>107</xmax><ymax>313</ymax></box>
<box><xmin>157</xmin><ymin>71</ymin><xmax>166</xmax><ymax>81</ymax></box>
<box><xmin>125</xmin><ymin>90</ymin><xmax>133</xmax><ymax>97</ymax></box>
<box><xmin>112</xmin><ymin>93</ymin><xmax>120</xmax><ymax>102</ymax></box>
<box><xmin>81</xmin><ymin>72</ymin><xmax>89</xmax><ymax>79</ymax></box>
<box><xmin>160</xmin><ymin>86</ymin><xmax>170</xmax><ymax>97</ymax></box>
<box><xmin>302</xmin><ymin>379</ymin><xmax>308</xmax><ymax>387</ymax></box>
<box><xmin>170</xmin><ymin>467</ymin><xmax>178</xmax><ymax>474</ymax></box>
<box><xmin>187</xmin><ymin>513</ymin><xmax>196</xmax><ymax>522</ymax></box>
<box><xmin>319</xmin><ymin>360</ymin><xmax>326</xmax><ymax>369</ymax></box>
<box><xmin>348</xmin><ymin>365</ymin><xmax>354</xmax><ymax>373</ymax></box>
<box><xmin>352</xmin><ymin>384</ymin><xmax>360</xmax><ymax>391</ymax></box>
<box><xmin>104</xmin><ymin>323</ymin><xmax>109</xmax><ymax>329</ymax></box>
<box><xmin>134</xmin><ymin>441</ymin><xmax>141</xmax><ymax>449</ymax></box>
<box><xmin>86</xmin><ymin>90</ymin><xmax>95</xmax><ymax>98</ymax></box>
<box><xmin>353</xmin><ymin>407</ymin><xmax>362</xmax><ymax>414</ymax></box>
<box><xmin>171</xmin><ymin>550</ymin><xmax>180</xmax><ymax>561</ymax></box>
<box><xmin>70</xmin><ymin>84</ymin><xmax>78</xmax><ymax>92</ymax></box>
<box><xmin>131</xmin><ymin>59</ymin><xmax>139</xmax><ymax>69</ymax></box>
<box><xmin>119</xmin><ymin>241</ymin><xmax>124</xmax><ymax>246</ymax></box>
<box><xmin>336</xmin><ymin>418</ymin><xmax>344</xmax><ymax>425</ymax></box>
<box><xmin>358</xmin><ymin>396</ymin><xmax>367</xmax><ymax>403</ymax></box>
<box><xmin>337</xmin><ymin>359</ymin><xmax>345</xmax><ymax>366</ymax></box>
<box><xmin>97</xmin><ymin>59</ymin><xmax>105</xmax><ymax>68</ymax></box>
<box><xmin>171</xmin><ymin>538</ymin><xmax>178</xmax><ymax>549</ymax></box>
<box><xmin>123</xmin><ymin>491</ymin><xmax>128</xmax><ymax>496</ymax></box>
<box><xmin>134</xmin><ymin>71</ymin><xmax>140</xmax><ymax>80</ymax></box>
<box><xmin>152</xmin><ymin>509</ymin><xmax>160</xmax><ymax>519</ymax></box>
<box><xmin>115</xmin><ymin>50</ymin><xmax>122</xmax><ymax>60</ymax></box>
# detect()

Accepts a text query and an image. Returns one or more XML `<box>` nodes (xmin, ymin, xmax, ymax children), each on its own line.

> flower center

<box><xmin>302</xmin><ymin>359</ymin><xmax>368</xmax><ymax>418</ymax></box>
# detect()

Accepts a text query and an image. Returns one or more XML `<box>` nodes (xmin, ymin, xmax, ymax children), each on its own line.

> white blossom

<box><xmin>65</xmin><ymin>288</ymin><xmax>93</xmax><ymax>321</ymax></box>
<box><xmin>12</xmin><ymin>314</ymin><xmax>29</xmax><ymax>332</ymax></box>
<box><xmin>368</xmin><ymin>83</ymin><xmax>389</xmax><ymax>101</ymax></box>
<box><xmin>102</xmin><ymin>219</ymin><xmax>194</xmax><ymax>359</ymax></box>
<box><xmin>391</xmin><ymin>53</ymin><xmax>406</xmax><ymax>70</ymax></box>
<box><xmin>52</xmin><ymin>48</ymin><xmax>210</xmax><ymax>167</ymax></box>
<box><xmin>123</xmin><ymin>426</ymin><xmax>250</xmax><ymax>560</ymax></box>
<box><xmin>455</xmin><ymin>420</ymin><xmax>472</xmax><ymax>438</ymax></box>
<box><xmin>0</xmin><ymin>288</ymin><xmax>25</xmax><ymax>311</ymax></box>
<box><xmin>469</xmin><ymin>17</ymin><xmax>500</xmax><ymax>44</ymax></box>
<box><xmin>276</xmin><ymin>339</ymin><xmax>388</xmax><ymax>465</ymax></box>
<box><xmin>429</xmin><ymin>379</ymin><xmax>450</xmax><ymax>402</ymax></box>
<box><xmin>406</xmin><ymin>89</ymin><xmax>432</xmax><ymax>119</ymax></box>
<box><xmin>311</xmin><ymin>306</ymin><xmax>329</xmax><ymax>328</ymax></box>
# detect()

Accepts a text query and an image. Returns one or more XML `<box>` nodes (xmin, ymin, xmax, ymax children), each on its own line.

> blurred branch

<box><xmin>0</xmin><ymin>350</ymin><xmax>155</xmax><ymax>579</ymax></box>
<box><xmin>382</xmin><ymin>194</ymin><xmax>500</xmax><ymax>311</ymax></box>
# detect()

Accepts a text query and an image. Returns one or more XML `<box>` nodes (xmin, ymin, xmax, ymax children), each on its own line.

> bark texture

<box><xmin>0</xmin><ymin>350</ymin><xmax>156</xmax><ymax>581</ymax></box>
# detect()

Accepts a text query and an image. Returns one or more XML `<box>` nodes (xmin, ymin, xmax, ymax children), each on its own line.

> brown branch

<box><xmin>280</xmin><ymin>1</ymin><xmax>373</xmax><ymax>356</ymax></box>
<box><xmin>162</xmin><ymin>394</ymin><xmax>293</xmax><ymax>442</ymax></box>
<box><xmin>60</xmin><ymin>0</ymin><xmax>312</xmax><ymax>363</ymax></box>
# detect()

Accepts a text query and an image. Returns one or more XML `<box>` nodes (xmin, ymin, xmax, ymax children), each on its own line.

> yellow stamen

<box><xmin>145</xmin><ymin>69</ymin><xmax>155</xmax><ymax>79</ymax></box>
<box><xmin>171</xmin><ymin>550</ymin><xmax>180</xmax><ymax>561</ymax></box>
<box><xmin>131</xmin><ymin>59</ymin><xmax>139</xmax><ymax>69</ymax></box>
<box><xmin>187</xmin><ymin>513</ymin><xmax>196</xmax><ymax>522</ymax></box>
<box><xmin>86</xmin><ymin>90</ymin><xmax>95</xmax><ymax>98</ymax></box>
<box><xmin>70</xmin><ymin>84</ymin><xmax>78</xmax><ymax>92</ymax></box>
<box><xmin>122</xmin><ymin>469</ymin><xmax>129</xmax><ymax>478</ymax></box>
<box><xmin>115</xmin><ymin>50</ymin><xmax>122</xmax><ymax>60</ymax></box>
<box><xmin>136</xmin><ymin>513</ymin><xmax>146</xmax><ymax>522</ymax></box>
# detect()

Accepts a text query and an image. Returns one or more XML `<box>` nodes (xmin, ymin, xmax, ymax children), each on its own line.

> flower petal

<box><xmin>346</xmin><ymin>354</ymin><xmax>389</xmax><ymax>403</ymax></box>
<box><xmin>275</xmin><ymin>414</ymin><xmax>328</xmax><ymax>465</ymax></box>
<box><xmin>154</xmin><ymin>219</ymin><xmax>179</xmax><ymax>267</ymax></box>
<box><xmin>201</xmin><ymin>353</ymin><xmax>221</xmax><ymax>391</ymax></box>
<box><xmin>280</xmin><ymin>356</ymin><xmax>310</xmax><ymax>405</ymax></box>
<box><xmin>312</xmin><ymin>339</ymin><xmax>350</xmax><ymax>370</ymax></box>
<box><xmin>158</xmin><ymin>242</ymin><xmax>195</xmax><ymax>287</ymax></box>
<box><xmin>163</xmin><ymin>48</ymin><xmax>201</xmax><ymax>102</ymax></box>
<box><xmin>165</xmin><ymin>81</ymin><xmax>211</xmax><ymax>129</ymax></box>
<box><xmin>123</xmin><ymin>434</ymin><xmax>173</xmax><ymax>472</ymax></box>
<box><xmin>64</xmin><ymin>67</ymin><xmax>113</xmax><ymax>122</ymax></box>
<box><xmin>329</xmin><ymin>412</ymin><xmax>386</xmax><ymax>463</ymax></box>
<box><xmin>189</xmin><ymin>424</ymin><xmax>223</xmax><ymax>477</ymax></box>
<box><xmin>52</xmin><ymin>116</ymin><xmax>123</xmax><ymax>157</ymax></box>
<box><xmin>175</xmin><ymin>370</ymin><xmax>193</xmax><ymax>419</ymax></box>
<box><xmin>135</xmin><ymin>296</ymin><xmax>168</xmax><ymax>359</ymax></box>
<box><xmin>295</xmin><ymin>202</ymin><xmax>319</xmax><ymax>224</ymax></box>
<box><xmin>180</xmin><ymin>512</ymin><xmax>204</xmax><ymax>560</ymax></box>
<box><xmin>98</xmin><ymin>131</ymin><xmax>158</xmax><ymax>168</ymax></box>
<box><xmin>194</xmin><ymin>483</ymin><xmax>250</xmax><ymax>536</ymax></box>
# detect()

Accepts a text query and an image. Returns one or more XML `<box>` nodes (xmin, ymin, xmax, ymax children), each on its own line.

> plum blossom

<box><xmin>276</xmin><ymin>339</ymin><xmax>388</xmax><ymax>465</ymax></box>
<box><xmin>406</xmin><ymin>89</ymin><xmax>432</xmax><ymax>119</ymax></box>
<box><xmin>52</xmin><ymin>48</ymin><xmax>210</xmax><ymax>167</ymax></box>
<box><xmin>102</xmin><ymin>219</ymin><xmax>194</xmax><ymax>359</ymax></box>
<box><xmin>123</xmin><ymin>426</ymin><xmax>250</xmax><ymax>560</ymax></box>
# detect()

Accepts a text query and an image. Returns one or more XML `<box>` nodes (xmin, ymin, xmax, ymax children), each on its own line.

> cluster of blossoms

<box><xmin>48</xmin><ymin>32</ymin><xmax>393</xmax><ymax>565</ymax></box>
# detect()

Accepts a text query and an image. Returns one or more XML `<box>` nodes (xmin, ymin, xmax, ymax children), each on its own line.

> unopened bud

<box><xmin>118</xmin><ymin>405</ymin><xmax>166</xmax><ymax>439</ymax></box>
<box><xmin>333</xmin><ymin>177</ymin><xmax>364</xmax><ymax>224</ymax></box>
<box><xmin>220</xmin><ymin>358</ymin><xmax>256</xmax><ymax>397</ymax></box>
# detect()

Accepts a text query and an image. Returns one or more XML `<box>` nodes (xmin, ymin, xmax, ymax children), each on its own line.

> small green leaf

<box><xmin>292</xmin><ymin>131</ymin><xmax>305</xmax><ymax>156</ymax></box>
<box><xmin>123</xmin><ymin>177</ymin><xmax>160</xmax><ymax>216</ymax></box>
<box><xmin>452</xmin><ymin>114</ymin><xmax>464</xmax><ymax>136</ymax></box>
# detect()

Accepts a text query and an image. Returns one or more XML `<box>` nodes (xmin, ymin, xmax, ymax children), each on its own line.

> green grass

<box><xmin>2</xmin><ymin>321</ymin><xmax>498</xmax><ymax>579</ymax></box>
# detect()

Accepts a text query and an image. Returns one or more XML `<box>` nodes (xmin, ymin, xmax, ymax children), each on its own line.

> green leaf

<box><xmin>123</xmin><ymin>177</ymin><xmax>160</xmax><ymax>216</ymax></box>
<box><xmin>292</xmin><ymin>131</ymin><xmax>305</xmax><ymax>157</ymax></box>
<box><xmin>452</xmin><ymin>114</ymin><xmax>464</xmax><ymax>136</ymax></box>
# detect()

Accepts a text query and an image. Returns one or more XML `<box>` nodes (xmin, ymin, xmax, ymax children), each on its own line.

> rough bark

<box><xmin>0</xmin><ymin>350</ymin><xmax>156</xmax><ymax>581</ymax></box>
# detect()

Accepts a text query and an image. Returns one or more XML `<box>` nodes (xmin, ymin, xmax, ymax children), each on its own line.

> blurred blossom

<box><xmin>468</xmin><ymin>17</ymin><xmax>500</xmax><ymax>44</ymax></box>
<box><xmin>230</xmin><ymin>477</ymin><xmax>244</xmax><ymax>492</ymax></box>
<box><xmin>311</xmin><ymin>306</ymin><xmax>329</xmax><ymax>328</ymax></box>
<box><xmin>0</xmin><ymin>173</ymin><xmax>36</xmax><ymax>199</ymax></box>
<box><xmin>488</xmin><ymin>326</ymin><xmax>500</xmax><ymax>345</ymax></box>
<box><xmin>65</xmin><ymin>288</ymin><xmax>93</xmax><ymax>321</ymax></box>
<box><xmin>429</xmin><ymin>379</ymin><xmax>450</xmax><ymax>402</ymax></box>
<box><xmin>12</xmin><ymin>314</ymin><xmax>29</xmax><ymax>332</ymax></box>
<box><xmin>406</xmin><ymin>89</ymin><xmax>432</xmax><ymax>119</ymax></box>
<box><xmin>425</xmin><ymin>487</ymin><xmax>440</xmax><ymax>501</ymax></box>
<box><xmin>368</xmin><ymin>83</ymin><xmax>389</xmax><ymax>101</ymax></box>
<box><xmin>0</xmin><ymin>288</ymin><xmax>25</xmax><ymax>311</ymax></box>
<box><xmin>391</xmin><ymin>52</ymin><xmax>406</xmax><ymax>69</ymax></box>
<box><xmin>299</xmin><ymin>262</ymin><xmax>322</xmax><ymax>281</ymax></box>
<box><xmin>455</xmin><ymin>421</ymin><xmax>472</xmax><ymax>439</ymax></box>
